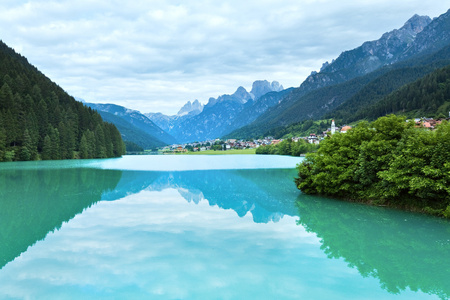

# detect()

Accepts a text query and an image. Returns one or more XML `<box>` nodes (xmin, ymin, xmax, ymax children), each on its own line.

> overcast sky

<box><xmin>1</xmin><ymin>1</ymin><xmax>449</xmax><ymax>115</ymax></box>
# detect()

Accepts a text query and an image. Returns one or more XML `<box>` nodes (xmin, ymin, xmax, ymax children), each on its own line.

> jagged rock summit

<box><xmin>144</xmin><ymin>79</ymin><xmax>286</xmax><ymax>143</ymax></box>
<box><xmin>177</xmin><ymin>99</ymin><xmax>204</xmax><ymax>116</ymax></box>
<box><xmin>250</xmin><ymin>80</ymin><xmax>284</xmax><ymax>99</ymax></box>
<box><xmin>232</xmin><ymin>86</ymin><xmax>253</xmax><ymax>103</ymax></box>
<box><xmin>203</xmin><ymin>80</ymin><xmax>284</xmax><ymax>109</ymax></box>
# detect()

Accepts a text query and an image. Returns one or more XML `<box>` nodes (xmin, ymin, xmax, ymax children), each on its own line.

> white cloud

<box><xmin>0</xmin><ymin>0</ymin><xmax>449</xmax><ymax>114</ymax></box>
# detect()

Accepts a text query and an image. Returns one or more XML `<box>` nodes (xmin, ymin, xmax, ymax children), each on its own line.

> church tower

<box><xmin>331</xmin><ymin>120</ymin><xmax>336</xmax><ymax>135</ymax></box>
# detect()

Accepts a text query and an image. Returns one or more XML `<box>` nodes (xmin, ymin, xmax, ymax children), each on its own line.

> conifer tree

<box><xmin>19</xmin><ymin>129</ymin><xmax>32</xmax><ymax>161</ymax></box>
<box><xmin>79</xmin><ymin>134</ymin><xmax>89</xmax><ymax>159</ymax></box>
<box><xmin>0</xmin><ymin>40</ymin><xmax>125</xmax><ymax>162</ymax></box>
<box><xmin>41</xmin><ymin>135</ymin><xmax>52</xmax><ymax>160</ymax></box>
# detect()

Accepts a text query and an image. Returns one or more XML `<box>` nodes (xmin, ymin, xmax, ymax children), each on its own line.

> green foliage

<box><xmin>336</xmin><ymin>64</ymin><xmax>450</xmax><ymax>122</ymax></box>
<box><xmin>211</xmin><ymin>144</ymin><xmax>222</xmax><ymax>151</ymax></box>
<box><xmin>256</xmin><ymin>139</ymin><xmax>318</xmax><ymax>156</ymax></box>
<box><xmin>124</xmin><ymin>140</ymin><xmax>144</xmax><ymax>152</ymax></box>
<box><xmin>0</xmin><ymin>40</ymin><xmax>125</xmax><ymax>161</ymax></box>
<box><xmin>267</xmin><ymin>119</ymin><xmax>332</xmax><ymax>139</ymax></box>
<box><xmin>296</xmin><ymin>115</ymin><xmax>450</xmax><ymax>217</ymax></box>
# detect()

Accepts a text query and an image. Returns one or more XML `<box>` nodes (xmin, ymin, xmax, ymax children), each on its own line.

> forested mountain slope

<box><xmin>227</xmin><ymin>10</ymin><xmax>450</xmax><ymax>139</ymax></box>
<box><xmin>228</xmin><ymin>48</ymin><xmax>450</xmax><ymax>139</ymax></box>
<box><xmin>94</xmin><ymin>110</ymin><xmax>167</xmax><ymax>149</ymax></box>
<box><xmin>0</xmin><ymin>40</ymin><xmax>125</xmax><ymax>161</ymax></box>
<box><xmin>86</xmin><ymin>103</ymin><xmax>176</xmax><ymax>148</ymax></box>
<box><xmin>327</xmin><ymin>45</ymin><xmax>450</xmax><ymax>123</ymax></box>
<box><xmin>346</xmin><ymin>64</ymin><xmax>450</xmax><ymax>121</ymax></box>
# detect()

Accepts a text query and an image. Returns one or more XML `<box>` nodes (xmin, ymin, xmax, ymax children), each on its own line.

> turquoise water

<box><xmin>0</xmin><ymin>155</ymin><xmax>449</xmax><ymax>299</ymax></box>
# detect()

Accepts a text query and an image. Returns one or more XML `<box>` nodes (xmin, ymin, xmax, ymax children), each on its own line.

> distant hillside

<box><xmin>86</xmin><ymin>103</ymin><xmax>177</xmax><ymax>148</ymax></box>
<box><xmin>94</xmin><ymin>110</ymin><xmax>167</xmax><ymax>149</ymax></box>
<box><xmin>0</xmin><ymin>40</ymin><xmax>125</xmax><ymax>161</ymax></box>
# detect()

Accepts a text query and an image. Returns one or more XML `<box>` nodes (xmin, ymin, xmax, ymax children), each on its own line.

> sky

<box><xmin>0</xmin><ymin>1</ymin><xmax>449</xmax><ymax>115</ymax></box>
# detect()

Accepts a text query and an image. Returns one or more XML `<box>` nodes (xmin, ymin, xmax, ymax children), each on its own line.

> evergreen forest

<box><xmin>0</xmin><ymin>41</ymin><xmax>125</xmax><ymax>161</ymax></box>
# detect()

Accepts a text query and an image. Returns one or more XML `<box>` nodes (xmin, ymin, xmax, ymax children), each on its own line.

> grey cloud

<box><xmin>0</xmin><ymin>0</ymin><xmax>448</xmax><ymax>114</ymax></box>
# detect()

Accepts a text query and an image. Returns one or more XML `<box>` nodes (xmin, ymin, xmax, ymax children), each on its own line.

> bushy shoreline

<box><xmin>295</xmin><ymin>115</ymin><xmax>450</xmax><ymax>218</ymax></box>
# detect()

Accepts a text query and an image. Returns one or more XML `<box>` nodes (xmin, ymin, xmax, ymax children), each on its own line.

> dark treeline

<box><xmin>124</xmin><ymin>141</ymin><xmax>144</xmax><ymax>152</ymax></box>
<box><xmin>296</xmin><ymin>115</ymin><xmax>450</xmax><ymax>218</ymax></box>
<box><xmin>347</xmin><ymin>64</ymin><xmax>450</xmax><ymax>122</ymax></box>
<box><xmin>0</xmin><ymin>41</ymin><xmax>125</xmax><ymax>161</ymax></box>
<box><xmin>256</xmin><ymin>138</ymin><xmax>318</xmax><ymax>156</ymax></box>
<box><xmin>266</xmin><ymin>119</ymin><xmax>332</xmax><ymax>139</ymax></box>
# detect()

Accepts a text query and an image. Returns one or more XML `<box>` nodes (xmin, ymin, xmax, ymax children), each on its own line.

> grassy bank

<box><xmin>179</xmin><ymin>148</ymin><xmax>256</xmax><ymax>155</ymax></box>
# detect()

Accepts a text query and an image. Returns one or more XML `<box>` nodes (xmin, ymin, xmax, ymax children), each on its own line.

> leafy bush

<box><xmin>256</xmin><ymin>139</ymin><xmax>318</xmax><ymax>156</ymax></box>
<box><xmin>295</xmin><ymin>115</ymin><xmax>450</xmax><ymax>217</ymax></box>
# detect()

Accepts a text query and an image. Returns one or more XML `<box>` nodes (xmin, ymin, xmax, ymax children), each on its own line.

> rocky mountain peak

<box><xmin>206</xmin><ymin>97</ymin><xmax>218</xmax><ymax>108</ymax></box>
<box><xmin>250</xmin><ymin>80</ymin><xmax>284</xmax><ymax>100</ymax></box>
<box><xmin>232</xmin><ymin>86</ymin><xmax>253</xmax><ymax>103</ymax></box>
<box><xmin>177</xmin><ymin>99</ymin><xmax>204</xmax><ymax>116</ymax></box>
<box><xmin>304</xmin><ymin>12</ymin><xmax>437</xmax><ymax>93</ymax></box>
<box><xmin>402</xmin><ymin>14</ymin><xmax>432</xmax><ymax>34</ymax></box>
<box><xmin>375</xmin><ymin>14</ymin><xmax>431</xmax><ymax>45</ymax></box>
<box><xmin>271</xmin><ymin>81</ymin><xmax>283</xmax><ymax>92</ymax></box>
<box><xmin>400</xmin><ymin>9</ymin><xmax>450</xmax><ymax>59</ymax></box>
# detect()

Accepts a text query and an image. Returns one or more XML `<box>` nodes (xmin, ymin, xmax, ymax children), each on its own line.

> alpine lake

<box><xmin>0</xmin><ymin>155</ymin><xmax>449</xmax><ymax>300</ymax></box>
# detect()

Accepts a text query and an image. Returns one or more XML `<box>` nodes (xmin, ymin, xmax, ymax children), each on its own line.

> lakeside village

<box><xmin>161</xmin><ymin>120</ymin><xmax>348</xmax><ymax>154</ymax></box>
<box><xmin>160</xmin><ymin>116</ymin><xmax>448</xmax><ymax>154</ymax></box>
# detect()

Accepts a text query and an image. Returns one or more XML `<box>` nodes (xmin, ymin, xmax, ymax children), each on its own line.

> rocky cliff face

<box><xmin>177</xmin><ymin>99</ymin><xmax>204</xmax><ymax>116</ymax></box>
<box><xmin>400</xmin><ymin>9</ymin><xmax>450</xmax><ymax>58</ymax></box>
<box><xmin>300</xmin><ymin>14</ymin><xmax>434</xmax><ymax>94</ymax></box>
<box><xmin>250</xmin><ymin>80</ymin><xmax>284</xmax><ymax>99</ymax></box>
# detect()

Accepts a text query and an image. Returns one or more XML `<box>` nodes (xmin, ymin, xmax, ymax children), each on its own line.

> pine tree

<box><xmin>19</xmin><ymin>129</ymin><xmax>32</xmax><ymax>161</ymax></box>
<box><xmin>79</xmin><ymin>134</ymin><xmax>89</xmax><ymax>159</ymax></box>
<box><xmin>0</xmin><ymin>127</ymin><xmax>6</xmax><ymax>161</ymax></box>
<box><xmin>50</xmin><ymin>128</ymin><xmax>60</xmax><ymax>160</ymax></box>
<box><xmin>0</xmin><ymin>40</ymin><xmax>125</xmax><ymax>161</ymax></box>
<box><xmin>94</xmin><ymin>124</ymin><xmax>106</xmax><ymax>158</ymax></box>
<box><xmin>41</xmin><ymin>135</ymin><xmax>52</xmax><ymax>160</ymax></box>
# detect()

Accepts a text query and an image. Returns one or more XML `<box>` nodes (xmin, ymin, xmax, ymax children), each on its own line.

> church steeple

<box><xmin>331</xmin><ymin>120</ymin><xmax>336</xmax><ymax>135</ymax></box>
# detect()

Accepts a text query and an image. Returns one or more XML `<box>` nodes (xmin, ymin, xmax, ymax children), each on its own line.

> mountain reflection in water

<box><xmin>0</xmin><ymin>163</ymin><xmax>449</xmax><ymax>299</ymax></box>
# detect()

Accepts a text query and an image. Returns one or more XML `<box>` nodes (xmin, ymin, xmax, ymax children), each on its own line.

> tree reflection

<box><xmin>296</xmin><ymin>195</ymin><xmax>450</xmax><ymax>299</ymax></box>
<box><xmin>0</xmin><ymin>168</ymin><xmax>122</xmax><ymax>269</ymax></box>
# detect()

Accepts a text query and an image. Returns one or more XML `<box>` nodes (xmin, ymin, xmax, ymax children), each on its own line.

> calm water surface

<box><xmin>0</xmin><ymin>155</ymin><xmax>449</xmax><ymax>299</ymax></box>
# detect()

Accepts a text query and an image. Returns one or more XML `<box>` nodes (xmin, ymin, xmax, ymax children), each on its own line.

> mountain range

<box><xmin>145</xmin><ymin>80</ymin><xmax>285</xmax><ymax>143</ymax></box>
<box><xmin>87</xmin><ymin>9</ymin><xmax>450</xmax><ymax>147</ymax></box>
<box><xmin>227</xmin><ymin>9</ymin><xmax>450</xmax><ymax>139</ymax></box>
